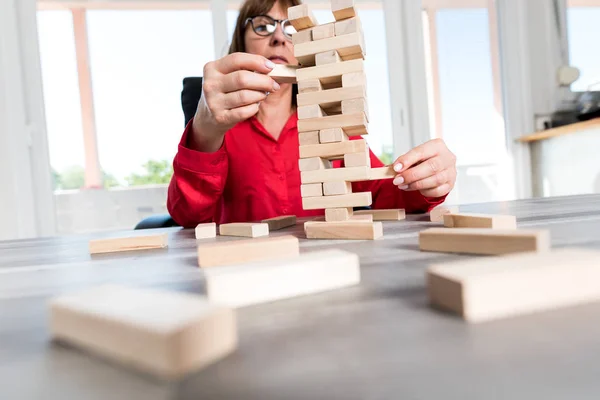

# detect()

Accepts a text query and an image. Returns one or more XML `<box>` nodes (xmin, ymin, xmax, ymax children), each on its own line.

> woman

<box><xmin>167</xmin><ymin>0</ymin><xmax>457</xmax><ymax>227</ymax></box>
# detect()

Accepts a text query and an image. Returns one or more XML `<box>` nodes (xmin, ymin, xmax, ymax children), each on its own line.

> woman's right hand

<box><xmin>190</xmin><ymin>53</ymin><xmax>281</xmax><ymax>152</ymax></box>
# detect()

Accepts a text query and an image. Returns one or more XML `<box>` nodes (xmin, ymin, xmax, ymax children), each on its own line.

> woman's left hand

<box><xmin>391</xmin><ymin>138</ymin><xmax>457</xmax><ymax>198</ymax></box>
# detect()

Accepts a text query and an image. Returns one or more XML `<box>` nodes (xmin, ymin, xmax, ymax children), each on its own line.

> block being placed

<box><xmin>267</xmin><ymin>64</ymin><xmax>298</xmax><ymax>84</ymax></box>
<box><xmin>305</xmin><ymin>221</ymin><xmax>383</xmax><ymax>240</ymax></box>
<box><xmin>443</xmin><ymin>213</ymin><xmax>517</xmax><ymax>229</ymax></box>
<box><xmin>332</xmin><ymin>0</ymin><xmax>357</xmax><ymax>21</ymax></box>
<box><xmin>89</xmin><ymin>234</ymin><xmax>168</xmax><ymax>255</ymax></box>
<box><xmin>261</xmin><ymin>215</ymin><xmax>297</xmax><ymax>231</ymax></box>
<box><xmin>301</xmin><ymin>183</ymin><xmax>323</xmax><ymax>198</ymax></box>
<box><xmin>323</xmin><ymin>181</ymin><xmax>352</xmax><ymax>196</ymax></box>
<box><xmin>419</xmin><ymin>228</ymin><xmax>550</xmax><ymax>255</ymax></box>
<box><xmin>204</xmin><ymin>249</ymin><xmax>360</xmax><ymax>308</ymax></box>
<box><xmin>299</xmin><ymin>139</ymin><xmax>367</xmax><ymax>159</ymax></box>
<box><xmin>354</xmin><ymin>209</ymin><xmax>405</xmax><ymax>221</ymax></box>
<box><xmin>427</xmin><ymin>248</ymin><xmax>600</xmax><ymax>323</ymax></box>
<box><xmin>301</xmin><ymin>166</ymin><xmax>370</xmax><ymax>184</ymax></box>
<box><xmin>302</xmin><ymin>192</ymin><xmax>372</xmax><ymax>210</ymax></box>
<box><xmin>325</xmin><ymin>207</ymin><xmax>353</xmax><ymax>222</ymax></box>
<box><xmin>320</xmin><ymin>127</ymin><xmax>348</xmax><ymax>143</ymax></box>
<box><xmin>49</xmin><ymin>285</ymin><xmax>237</xmax><ymax>380</ymax></box>
<box><xmin>430</xmin><ymin>205</ymin><xmax>459</xmax><ymax>222</ymax></box>
<box><xmin>195</xmin><ymin>223</ymin><xmax>217</xmax><ymax>239</ymax></box>
<box><xmin>369</xmin><ymin>166</ymin><xmax>396</xmax><ymax>180</ymax></box>
<box><xmin>288</xmin><ymin>4</ymin><xmax>318</xmax><ymax>31</ymax></box>
<box><xmin>298</xmin><ymin>130</ymin><xmax>320</xmax><ymax>146</ymax></box>
<box><xmin>344</xmin><ymin>150</ymin><xmax>370</xmax><ymax>167</ymax></box>
<box><xmin>218</xmin><ymin>223</ymin><xmax>269</xmax><ymax>238</ymax></box>
<box><xmin>299</xmin><ymin>157</ymin><xmax>331</xmax><ymax>172</ymax></box>
<box><xmin>198</xmin><ymin>235</ymin><xmax>299</xmax><ymax>268</ymax></box>
<box><xmin>312</xmin><ymin>22</ymin><xmax>335</xmax><ymax>40</ymax></box>
<box><xmin>297</xmin><ymin>112</ymin><xmax>368</xmax><ymax>135</ymax></box>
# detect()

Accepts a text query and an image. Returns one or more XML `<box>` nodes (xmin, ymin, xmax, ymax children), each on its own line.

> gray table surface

<box><xmin>2</xmin><ymin>194</ymin><xmax>600</xmax><ymax>400</ymax></box>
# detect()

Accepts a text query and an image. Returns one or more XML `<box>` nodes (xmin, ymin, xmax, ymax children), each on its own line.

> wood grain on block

<box><xmin>351</xmin><ymin>214</ymin><xmax>373</xmax><ymax>222</ymax></box>
<box><xmin>297</xmin><ymin>85</ymin><xmax>366</xmax><ymax>108</ymax></box>
<box><xmin>297</xmin><ymin>104</ymin><xmax>326</xmax><ymax>120</ymax></box>
<box><xmin>342</xmin><ymin>71</ymin><xmax>366</xmax><ymax>88</ymax></box>
<box><xmin>301</xmin><ymin>183</ymin><xmax>323</xmax><ymax>197</ymax></box>
<box><xmin>335</xmin><ymin>16</ymin><xmax>361</xmax><ymax>36</ymax></box>
<box><xmin>296</xmin><ymin>59</ymin><xmax>364</xmax><ymax>84</ymax></box>
<box><xmin>204</xmin><ymin>249</ymin><xmax>360</xmax><ymax>308</ymax></box>
<box><xmin>294</xmin><ymin>33</ymin><xmax>365</xmax><ymax>61</ymax></box>
<box><xmin>267</xmin><ymin>64</ymin><xmax>298</xmax><ymax>84</ymax></box>
<box><xmin>325</xmin><ymin>207</ymin><xmax>353</xmax><ymax>222</ymax></box>
<box><xmin>342</xmin><ymin>98</ymin><xmax>369</xmax><ymax>121</ymax></box>
<box><xmin>302</xmin><ymin>192</ymin><xmax>372</xmax><ymax>210</ymax></box>
<box><xmin>195</xmin><ymin>223</ymin><xmax>217</xmax><ymax>239</ymax></box>
<box><xmin>344</xmin><ymin>150</ymin><xmax>370</xmax><ymax>167</ymax></box>
<box><xmin>298</xmin><ymin>157</ymin><xmax>331</xmax><ymax>172</ymax></box>
<box><xmin>312</xmin><ymin>23</ymin><xmax>335</xmax><ymax>40</ymax></box>
<box><xmin>288</xmin><ymin>4</ymin><xmax>318</xmax><ymax>31</ymax></box>
<box><xmin>443</xmin><ymin>213</ymin><xmax>517</xmax><ymax>229</ymax></box>
<box><xmin>354</xmin><ymin>209</ymin><xmax>406</xmax><ymax>221</ymax></box>
<box><xmin>89</xmin><ymin>234</ymin><xmax>168</xmax><ymax>255</ymax></box>
<box><xmin>299</xmin><ymin>139</ymin><xmax>366</xmax><ymax>159</ymax></box>
<box><xmin>323</xmin><ymin>181</ymin><xmax>352</xmax><ymax>196</ymax></box>
<box><xmin>218</xmin><ymin>223</ymin><xmax>269</xmax><ymax>238</ymax></box>
<box><xmin>49</xmin><ymin>285</ymin><xmax>237</xmax><ymax>380</ymax></box>
<box><xmin>419</xmin><ymin>228</ymin><xmax>550</xmax><ymax>255</ymax></box>
<box><xmin>430</xmin><ymin>205</ymin><xmax>459</xmax><ymax>222</ymax></box>
<box><xmin>296</xmin><ymin>55</ymin><xmax>316</xmax><ymax>67</ymax></box>
<box><xmin>292</xmin><ymin>28</ymin><xmax>313</xmax><ymax>45</ymax></box>
<box><xmin>297</xmin><ymin>79</ymin><xmax>322</xmax><ymax>94</ymax></box>
<box><xmin>316</xmin><ymin>50</ymin><xmax>341</xmax><ymax>66</ymax></box>
<box><xmin>297</xmin><ymin>113</ymin><xmax>368</xmax><ymax>135</ymax></box>
<box><xmin>427</xmin><ymin>248</ymin><xmax>600</xmax><ymax>323</ymax></box>
<box><xmin>198</xmin><ymin>235</ymin><xmax>299</xmax><ymax>268</ymax></box>
<box><xmin>301</xmin><ymin>166</ymin><xmax>370</xmax><ymax>184</ymax></box>
<box><xmin>298</xmin><ymin>130</ymin><xmax>320</xmax><ymax>145</ymax></box>
<box><xmin>320</xmin><ymin>127</ymin><xmax>348</xmax><ymax>143</ymax></box>
<box><xmin>369</xmin><ymin>166</ymin><xmax>396</xmax><ymax>180</ymax></box>
<box><xmin>332</xmin><ymin>0</ymin><xmax>357</xmax><ymax>21</ymax></box>
<box><xmin>305</xmin><ymin>221</ymin><xmax>383</xmax><ymax>240</ymax></box>
<box><xmin>261</xmin><ymin>215</ymin><xmax>297</xmax><ymax>231</ymax></box>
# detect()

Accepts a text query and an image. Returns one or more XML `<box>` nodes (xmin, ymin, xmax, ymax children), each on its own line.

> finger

<box><xmin>221</xmin><ymin>70</ymin><xmax>280</xmax><ymax>94</ymax></box>
<box><xmin>222</xmin><ymin>90</ymin><xmax>268</xmax><ymax>109</ymax></box>
<box><xmin>396</xmin><ymin>155</ymin><xmax>447</xmax><ymax>186</ymax></box>
<box><xmin>214</xmin><ymin>52</ymin><xmax>275</xmax><ymax>75</ymax></box>
<box><xmin>420</xmin><ymin>183</ymin><xmax>451</xmax><ymax>198</ymax></box>
<box><xmin>403</xmin><ymin>169</ymin><xmax>452</xmax><ymax>191</ymax></box>
<box><xmin>222</xmin><ymin>103</ymin><xmax>260</xmax><ymax>125</ymax></box>
<box><xmin>392</xmin><ymin>138</ymin><xmax>445</xmax><ymax>173</ymax></box>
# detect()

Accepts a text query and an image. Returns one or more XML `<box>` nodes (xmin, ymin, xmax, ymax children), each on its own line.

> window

<box><xmin>567</xmin><ymin>2</ymin><xmax>600</xmax><ymax>91</ymax></box>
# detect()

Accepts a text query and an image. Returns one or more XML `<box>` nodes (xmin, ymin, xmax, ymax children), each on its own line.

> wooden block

<box><xmin>419</xmin><ymin>228</ymin><xmax>550</xmax><ymax>255</ymax></box>
<box><xmin>332</xmin><ymin>0</ymin><xmax>357</xmax><ymax>21</ymax></box>
<box><xmin>323</xmin><ymin>181</ymin><xmax>352</xmax><ymax>196</ymax></box>
<box><xmin>288</xmin><ymin>4</ymin><xmax>318</xmax><ymax>31</ymax></box>
<box><xmin>302</xmin><ymin>192</ymin><xmax>372</xmax><ymax>210</ymax></box>
<box><xmin>301</xmin><ymin>183</ymin><xmax>323</xmax><ymax>197</ymax></box>
<box><xmin>298</xmin><ymin>157</ymin><xmax>331</xmax><ymax>172</ymax></box>
<box><xmin>354</xmin><ymin>209</ymin><xmax>406</xmax><ymax>221</ymax></box>
<box><xmin>294</xmin><ymin>32</ymin><xmax>365</xmax><ymax>61</ymax></box>
<box><xmin>50</xmin><ymin>285</ymin><xmax>237</xmax><ymax>380</ymax></box>
<box><xmin>305</xmin><ymin>221</ymin><xmax>383</xmax><ymax>240</ymax></box>
<box><xmin>89</xmin><ymin>234</ymin><xmax>168</xmax><ymax>255</ymax></box>
<box><xmin>297</xmin><ymin>104</ymin><xmax>325</xmax><ymax>120</ymax></box>
<box><xmin>316</xmin><ymin>50</ymin><xmax>341</xmax><ymax>66</ymax></box>
<box><xmin>296</xmin><ymin>55</ymin><xmax>316</xmax><ymax>68</ymax></box>
<box><xmin>301</xmin><ymin>166</ymin><xmax>370</xmax><ymax>184</ymax></box>
<box><xmin>335</xmin><ymin>17</ymin><xmax>361</xmax><ymax>36</ymax></box>
<box><xmin>320</xmin><ymin>127</ymin><xmax>348</xmax><ymax>143</ymax></box>
<box><xmin>344</xmin><ymin>150</ymin><xmax>370</xmax><ymax>167</ymax></box>
<box><xmin>369</xmin><ymin>166</ymin><xmax>396</xmax><ymax>180</ymax></box>
<box><xmin>298</xmin><ymin>130</ymin><xmax>320</xmax><ymax>145</ymax></box>
<box><xmin>267</xmin><ymin>64</ymin><xmax>298</xmax><ymax>84</ymax></box>
<box><xmin>430</xmin><ymin>205</ymin><xmax>459</xmax><ymax>222</ymax></box>
<box><xmin>325</xmin><ymin>207</ymin><xmax>352</xmax><ymax>222</ymax></box>
<box><xmin>299</xmin><ymin>139</ymin><xmax>367</xmax><ymax>159</ymax></box>
<box><xmin>261</xmin><ymin>215</ymin><xmax>296</xmax><ymax>231</ymax></box>
<box><xmin>296</xmin><ymin>59</ymin><xmax>364</xmax><ymax>84</ymax></box>
<box><xmin>204</xmin><ymin>249</ymin><xmax>360</xmax><ymax>308</ymax></box>
<box><xmin>218</xmin><ymin>223</ymin><xmax>269</xmax><ymax>238</ymax></box>
<box><xmin>427</xmin><ymin>248</ymin><xmax>600</xmax><ymax>323</ymax></box>
<box><xmin>297</xmin><ymin>85</ymin><xmax>366</xmax><ymax>108</ymax></box>
<box><xmin>297</xmin><ymin>112</ymin><xmax>368</xmax><ymax>135</ymax></box>
<box><xmin>292</xmin><ymin>28</ymin><xmax>313</xmax><ymax>45</ymax></box>
<box><xmin>195</xmin><ymin>223</ymin><xmax>217</xmax><ymax>239</ymax></box>
<box><xmin>342</xmin><ymin>71</ymin><xmax>366</xmax><ymax>88</ymax></box>
<box><xmin>297</xmin><ymin>78</ymin><xmax>322</xmax><ymax>94</ymax></box>
<box><xmin>342</xmin><ymin>98</ymin><xmax>369</xmax><ymax>121</ymax></box>
<box><xmin>443</xmin><ymin>213</ymin><xmax>517</xmax><ymax>229</ymax></box>
<box><xmin>198</xmin><ymin>235</ymin><xmax>299</xmax><ymax>268</ymax></box>
<box><xmin>312</xmin><ymin>23</ymin><xmax>335</xmax><ymax>40</ymax></box>
<box><xmin>350</xmin><ymin>214</ymin><xmax>373</xmax><ymax>222</ymax></box>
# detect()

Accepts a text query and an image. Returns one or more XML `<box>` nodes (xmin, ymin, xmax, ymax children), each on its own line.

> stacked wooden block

<box><xmin>289</xmin><ymin>1</ymin><xmax>398</xmax><ymax>240</ymax></box>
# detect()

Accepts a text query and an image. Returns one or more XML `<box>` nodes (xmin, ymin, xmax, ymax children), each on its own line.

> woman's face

<box><xmin>244</xmin><ymin>1</ymin><xmax>298</xmax><ymax>66</ymax></box>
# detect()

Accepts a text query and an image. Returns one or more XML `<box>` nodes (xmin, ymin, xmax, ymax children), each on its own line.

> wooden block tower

<box><xmin>289</xmin><ymin>0</ymin><xmax>398</xmax><ymax>240</ymax></box>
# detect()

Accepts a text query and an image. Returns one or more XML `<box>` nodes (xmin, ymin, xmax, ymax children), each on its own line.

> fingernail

<box><xmin>394</xmin><ymin>163</ymin><xmax>403</xmax><ymax>172</ymax></box>
<box><xmin>393</xmin><ymin>176</ymin><xmax>404</xmax><ymax>186</ymax></box>
<box><xmin>265</xmin><ymin>91</ymin><xmax>270</xmax><ymax>96</ymax></box>
<box><xmin>273</xmin><ymin>81</ymin><xmax>281</xmax><ymax>91</ymax></box>
<box><xmin>399</xmin><ymin>185</ymin><xmax>409</xmax><ymax>190</ymax></box>
<box><xmin>265</xmin><ymin>60</ymin><xmax>276</xmax><ymax>69</ymax></box>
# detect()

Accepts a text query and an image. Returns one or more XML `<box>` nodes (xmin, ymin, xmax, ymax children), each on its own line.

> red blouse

<box><xmin>167</xmin><ymin>113</ymin><xmax>445</xmax><ymax>227</ymax></box>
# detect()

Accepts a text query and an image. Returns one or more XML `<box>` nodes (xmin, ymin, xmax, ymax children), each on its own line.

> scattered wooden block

<box><xmin>342</xmin><ymin>98</ymin><xmax>369</xmax><ymax>121</ymax></box>
<box><xmin>443</xmin><ymin>213</ymin><xmax>517</xmax><ymax>229</ymax></box>
<box><xmin>294</xmin><ymin>33</ymin><xmax>365</xmax><ymax>63</ymax></box>
<box><xmin>297</xmin><ymin>104</ymin><xmax>326</xmax><ymax>120</ymax></box>
<box><xmin>299</xmin><ymin>139</ymin><xmax>367</xmax><ymax>159</ymax></box>
<box><xmin>195</xmin><ymin>223</ymin><xmax>217</xmax><ymax>239</ymax></box>
<box><xmin>320</xmin><ymin>127</ymin><xmax>348</xmax><ymax>143</ymax></box>
<box><xmin>369</xmin><ymin>166</ymin><xmax>396</xmax><ymax>180</ymax></box>
<box><xmin>261</xmin><ymin>215</ymin><xmax>296</xmax><ymax>231</ymax></box>
<box><xmin>301</xmin><ymin>183</ymin><xmax>323</xmax><ymax>197</ymax></box>
<box><xmin>218</xmin><ymin>223</ymin><xmax>269</xmax><ymax>238</ymax></box>
<box><xmin>312</xmin><ymin>23</ymin><xmax>335</xmax><ymax>40</ymax></box>
<box><xmin>267</xmin><ymin>64</ymin><xmax>298</xmax><ymax>84</ymax></box>
<box><xmin>302</xmin><ymin>192</ymin><xmax>372</xmax><ymax>210</ymax></box>
<box><xmin>429</xmin><ymin>205</ymin><xmax>459</xmax><ymax>222</ymax></box>
<box><xmin>296</xmin><ymin>59</ymin><xmax>364</xmax><ymax>84</ymax></box>
<box><xmin>288</xmin><ymin>4</ymin><xmax>318</xmax><ymax>31</ymax></box>
<box><xmin>301</xmin><ymin>166</ymin><xmax>370</xmax><ymax>184</ymax></box>
<box><xmin>298</xmin><ymin>157</ymin><xmax>331</xmax><ymax>172</ymax></box>
<box><xmin>344</xmin><ymin>150</ymin><xmax>370</xmax><ymax>167</ymax></box>
<box><xmin>332</xmin><ymin>0</ymin><xmax>357</xmax><ymax>21</ymax></box>
<box><xmin>325</xmin><ymin>207</ymin><xmax>353</xmax><ymax>222</ymax></box>
<box><xmin>204</xmin><ymin>249</ymin><xmax>360</xmax><ymax>308</ymax></box>
<box><xmin>427</xmin><ymin>248</ymin><xmax>600</xmax><ymax>323</ymax></box>
<box><xmin>198</xmin><ymin>235</ymin><xmax>299</xmax><ymax>268</ymax></box>
<box><xmin>316</xmin><ymin>50</ymin><xmax>342</xmax><ymax>66</ymax></box>
<box><xmin>89</xmin><ymin>234</ymin><xmax>168</xmax><ymax>255</ymax></box>
<box><xmin>354</xmin><ymin>209</ymin><xmax>405</xmax><ymax>221</ymax></box>
<box><xmin>297</xmin><ymin>85</ymin><xmax>366</xmax><ymax>108</ymax></box>
<box><xmin>49</xmin><ymin>285</ymin><xmax>237</xmax><ymax>380</ymax></box>
<box><xmin>419</xmin><ymin>228</ymin><xmax>550</xmax><ymax>255</ymax></box>
<box><xmin>305</xmin><ymin>221</ymin><xmax>383</xmax><ymax>240</ymax></box>
<box><xmin>297</xmin><ymin>78</ymin><xmax>322</xmax><ymax>94</ymax></box>
<box><xmin>297</xmin><ymin>112</ymin><xmax>368</xmax><ymax>135</ymax></box>
<box><xmin>342</xmin><ymin>71</ymin><xmax>366</xmax><ymax>88</ymax></box>
<box><xmin>335</xmin><ymin>17</ymin><xmax>361</xmax><ymax>36</ymax></box>
<box><xmin>298</xmin><ymin>130</ymin><xmax>320</xmax><ymax>146</ymax></box>
<box><xmin>323</xmin><ymin>181</ymin><xmax>352</xmax><ymax>196</ymax></box>
<box><xmin>292</xmin><ymin>28</ymin><xmax>313</xmax><ymax>45</ymax></box>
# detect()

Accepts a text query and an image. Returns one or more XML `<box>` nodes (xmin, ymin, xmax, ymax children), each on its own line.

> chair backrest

<box><xmin>181</xmin><ymin>77</ymin><xmax>203</xmax><ymax>126</ymax></box>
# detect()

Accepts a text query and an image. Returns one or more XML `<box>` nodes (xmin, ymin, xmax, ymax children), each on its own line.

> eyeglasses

<box><xmin>245</xmin><ymin>15</ymin><xmax>297</xmax><ymax>40</ymax></box>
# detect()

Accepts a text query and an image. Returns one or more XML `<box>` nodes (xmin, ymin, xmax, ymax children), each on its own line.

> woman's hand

<box><xmin>391</xmin><ymin>138</ymin><xmax>457</xmax><ymax>198</ymax></box>
<box><xmin>190</xmin><ymin>53</ymin><xmax>281</xmax><ymax>152</ymax></box>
